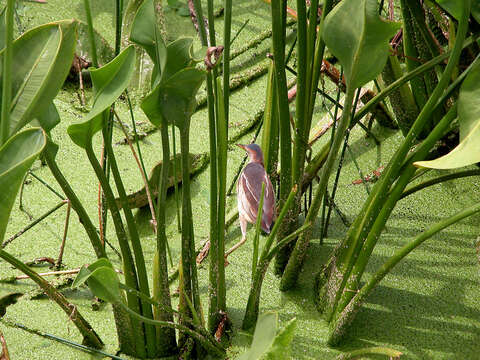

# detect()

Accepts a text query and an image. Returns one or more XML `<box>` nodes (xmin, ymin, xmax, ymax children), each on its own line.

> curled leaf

<box><xmin>414</xmin><ymin>63</ymin><xmax>480</xmax><ymax>169</ymax></box>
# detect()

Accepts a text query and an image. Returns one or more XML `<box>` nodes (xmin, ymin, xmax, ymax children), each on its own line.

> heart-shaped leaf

<box><xmin>1</xmin><ymin>20</ymin><xmax>76</xmax><ymax>135</ymax></box>
<box><xmin>0</xmin><ymin>128</ymin><xmax>46</xmax><ymax>241</ymax></box>
<box><xmin>265</xmin><ymin>318</ymin><xmax>297</xmax><ymax>360</ymax></box>
<box><xmin>67</xmin><ymin>45</ymin><xmax>136</xmax><ymax>148</ymax></box>
<box><xmin>414</xmin><ymin>63</ymin><xmax>480</xmax><ymax>169</ymax></box>
<box><xmin>72</xmin><ymin>258</ymin><xmax>121</xmax><ymax>304</ymax></box>
<box><xmin>323</xmin><ymin>0</ymin><xmax>400</xmax><ymax>89</ymax></box>
<box><xmin>141</xmin><ymin>67</ymin><xmax>204</xmax><ymax>130</ymax></box>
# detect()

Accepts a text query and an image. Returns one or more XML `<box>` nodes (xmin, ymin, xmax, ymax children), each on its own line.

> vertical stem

<box><xmin>115</xmin><ymin>0</ymin><xmax>123</xmax><ymax>56</ymax></box>
<box><xmin>1</xmin><ymin>0</ymin><xmax>14</xmax><ymax>145</ymax></box>
<box><xmin>103</xmin><ymin>129</ymin><xmax>156</xmax><ymax>357</ymax></box>
<box><xmin>153</xmin><ymin>123</ymin><xmax>177</xmax><ymax>356</ymax></box>
<box><xmin>280</xmin><ymin>85</ymin><xmax>356</xmax><ymax>291</ymax></box>
<box><xmin>271</xmin><ymin>0</ymin><xmax>293</xmax><ymax>275</ymax></box>
<box><xmin>85</xmin><ymin>140</ymin><xmax>146</xmax><ymax>358</ymax></box>
<box><xmin>215</xmin><ymin>77</ymin><xmax>227</xmax><ymax>312</ymax></box>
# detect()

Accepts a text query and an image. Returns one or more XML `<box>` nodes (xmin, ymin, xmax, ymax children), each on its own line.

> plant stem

<box><xmin>321</xmin><ymin>0</ymin><xmax>471</xmax><ymax>321</ymax></box>
<box><xmin>329</xmin><ymin>199</ymin><xmax>480</xmax><ymax>345</ymax></box>
<box><xmin>43</xmin><ymin>140</ymin><xmax>106</xmax><ymax>259</ymax></box>
<box><xmin>280</xmin><ymin>83</ymin><xmax>356</xmax><ymax>291</ymax></box>
<box><xmin>85</xmin><ymin>140</ymin><xmax>146</xmax><ymax>358</ymax></box>
<box><xmin>271</xmin><ymin>0</ymin><xmax>293</xmax><ymax>275</ymax></box>
<box><xmin>400</xmin><ymin>169</ymin><xmax>480</xmax><ymax>199</ymax></box>
<box><xmin>2</xmin><ymin>200</ymin><xmax>67</xmax><ymax>249</ymax></box>
<box><xmin>103</xmin><ymin>129</ymin><xmax>157</xmax><ymax>357</ymax></box>
<box><xmin>83</xmin><ymin>0</ymin><xmax>98</xmax><ymax>67</ymax></box>
<box><xmin>153</xmin><ymin>122</ymin><xmax>177</xmax><ymax>356</ymax></box>
<box><xmin>0</xmin><ymin>0</ymin><xmax>14</xmax><ymax>145</ymax></box>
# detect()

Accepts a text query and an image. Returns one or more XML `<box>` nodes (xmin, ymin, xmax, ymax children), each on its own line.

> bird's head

<box><xmin>237</xmin><ymin>143</ymin><xmax>264</xmax><ymax>165</ymax></box>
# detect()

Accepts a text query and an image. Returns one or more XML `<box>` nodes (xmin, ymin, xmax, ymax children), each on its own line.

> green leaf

<box><xmin>414</xmin><ymin>63</ymin><xmax>480</xmax><ymax>169</ymax></box>
<box><xmin>433</xmin><ymin>1</ymin><xmax>478</xmax><ymax>23</ymax></box>
<box><xmin>0</xmin><ymin>128</ymin><xmax>46</xmax><ymax>241</ymax></box>
<box><xmin>67</xmin><ymin>45</ymin><xmax>136</xmax><ymax>148</ymax></box>
<box><xmin>161</xmin><ymin>38</ymin><xmax>195</xmax><ymax>83</ymax></box>
<box><xmin>265</xmin><ymin>318</ymin><xmax>297</xmax><ymax>360</ymax></box>
<box><xmin>238</xmin><ymin>312</ymin><xmax>278</xmax><ymax>360</ymax></box>
<box><xmin>323</xmin><ymin>0</ymin><xmax>400</xmax><ymax>89</ymax></box>
<box><xmin>32</xmin><ymin>102</ymin><xmax>60</xmax><ymax>132</ymax></box>
<box><xmin>3</xmin><ymin>20</ymin><xmax>77</xmax><ymax>136</ymax></box>
<box><xmin>141</xmin><ymin>67</ymin><xmax>204</xmax><ymax>130</ymax></box>
<box><xmin>129</xmin><ymin>0</ymin><xmax>167</xmax><ymax>68</ymax></box>
<box><xmin>72</xmin><ymin>258</ymin><xmax>114</xmax><ymax>288</ymax></box>
<box><xmin>72</xmin><ymin>258</ymin><xmax>121</xmax><ymax>304</ymax></box>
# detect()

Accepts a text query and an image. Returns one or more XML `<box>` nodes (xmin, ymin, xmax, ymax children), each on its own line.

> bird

<box><xmin>224</xmin><ymin>143</ymin><xmax>276</xmax><ymax>259</ymax></box>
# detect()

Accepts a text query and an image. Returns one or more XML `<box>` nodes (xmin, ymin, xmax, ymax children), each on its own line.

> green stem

<box><xmin>322</xmin><ymin>0</ymin><xmax>471</xmax><ymax>321</ymax></box>
<box><xmin>271</xmin><ymin>0</ymin><xmax>293</xmax><ymax>275</ymax></box>
<box><xmin>120</xmin><ymin>303</ymin><xmax>224</xmax><ymax>357</ymax></box>
<box><xmin>103</xmin><ymin>129</ymin><xmax>156</xmax><ymax>357</ymax></box>
<box><xmin>115</xmin><ymin>0</ymin><xmax>123</xmax><ymax>56</ymax></box>
<box><xmin>242</xmin><ymin>186</ymin><xmax>298</xmax><ymax>330</ymax></box>
<box><xmin>85</xmin><ymin>140</ymin><xmax>146</xmax><ymax>358</ymax></box>
<box><xmin>215</xmin><ymin>77</ymin><xmax>227</xmax><ymax>313</ymax></box>
<box><xmin>400</xmin><ymin>169</ymin><xmax>480</xmax><ymax>199</ymax></box>
<box><xmin>353</xmin><ymin>34</ymin><xmax>479</xmax><ymax>124</ymax></box>
<box><xmin>0</xmin><ymin>249</ymin><xmax>103</xmax><ymax>348</ymax></box>
<box><xmin>329</xmin><ymin>200</ymin><xmax>480</xmax><ymax>345</ymax></box>
<box><xmin>153</xmin><ymin>123</ymin><xmax>177</xmax><ymax>356</ymax></box>
<box><xmin>280</xmin><ymin>84</ymin><xmax>356</xmax><ymax>291</ymax></box>
<box><xmin>43</xmin><ymin>140</ymin><xmax>106</xmax><ymax>259</ymax></box>
<box><xmin>0</xmin><ymin>0</ymin><xmax>14</xmax><ymax>145</ymax></box>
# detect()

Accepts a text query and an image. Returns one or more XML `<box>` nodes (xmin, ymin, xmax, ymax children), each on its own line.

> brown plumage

<box><xmin>225</xmin><ymin>143</ymin><xmax>276</xmax><ymax>259</ymax></box>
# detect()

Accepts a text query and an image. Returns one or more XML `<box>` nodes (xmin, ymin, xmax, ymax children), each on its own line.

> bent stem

<box><xmin>328</xmin><ymin>200</ymin><xmax>480</xmax><ymax>345</ymax></box>
<box><xmin>0</xmin><ymin>249</ymin><xmax>103</xmax><ymax>349</ymax></box>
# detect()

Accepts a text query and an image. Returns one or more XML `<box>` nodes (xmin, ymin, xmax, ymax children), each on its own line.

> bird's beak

<box><xmin>236</xmin><ymin>144</ymin><xmax>247</xmax><ymax>151</ymax></box>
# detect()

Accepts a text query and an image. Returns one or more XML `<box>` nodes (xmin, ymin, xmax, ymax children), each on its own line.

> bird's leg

<box><xmin>224</xmin><ymin>216</ymin><xmax>248</xmax><ymax>259</ymax></box>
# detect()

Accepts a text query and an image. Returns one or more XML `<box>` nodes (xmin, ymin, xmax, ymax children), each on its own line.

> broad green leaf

<box><xmin>72</xmin><ymin>259</ymin><xmax>121</xmax><ymax>304</ymax></box>
<box><xmin>160</xmin><ymin>38</ymin><xmax>195</xmax><ymax>83</ymax></box>
<box><xmin>33</xmin><ymin>102</ymin><xmax>60</xmax><ymax>132</ymax></box>
<box><xmin>265</xmin><ymin>318</ymin><xmax>297</xmax><ymax>360</ymax></box>
<box><xmin>72</xmin><ymin>258</ymin><xmax>114</xmax><ymax>288</ymax></box>
<box><xmin>129</xmin><ymin>0</ymin><xmax>167</xmax><ymax>83</ymax></box>
<box><xmin>85</xmin><ymin>267</ymin><xmax>122</xmax><ymax>303</ymax></box>
<box><xmin>141</xmin><ymin>67</ymin><xmax>204</xmax><ymax>130</ymax></box>
<box><xmin>414</xmin><ymin>63</ymin><xmax>480</xmax><ymax>169</ymax></box>
<box><xmin>129</xmin><ymin>0</ymin><xmax>165</xmax><ymax>60</ymax></box>
<box><xmin>0</xmin><ymin>128</ymin><xmax>46</xmax><ymax>241</ymax></box>
<box><xmin>2</xmin><ymin>20</ymin><xmax>77</xmax><ymax>136</ymax></box>
<box><xmin>434</xmin><ymin>1</ymin><xmax>478</xmax><ymax>23</ymax></box>
<box><xmin>67</xmin><ymin>45</ymin><xmax>136</xmax><ymax>148</ymax></box>
<box><xmin>323</xmin><ymin>0</ymin><xmax>400</xmax><ymax>89</ymax></box>
<box><xmin>238</xmin><ymin>312</ymin><xmax>277</xmax><ymax>360</ymax></box>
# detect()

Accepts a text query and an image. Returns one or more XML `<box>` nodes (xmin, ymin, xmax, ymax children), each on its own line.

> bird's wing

<box><xmin>237</xmin><ymin>163</ymin><xmax>276</xmax><ymax>232</ymax></box>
